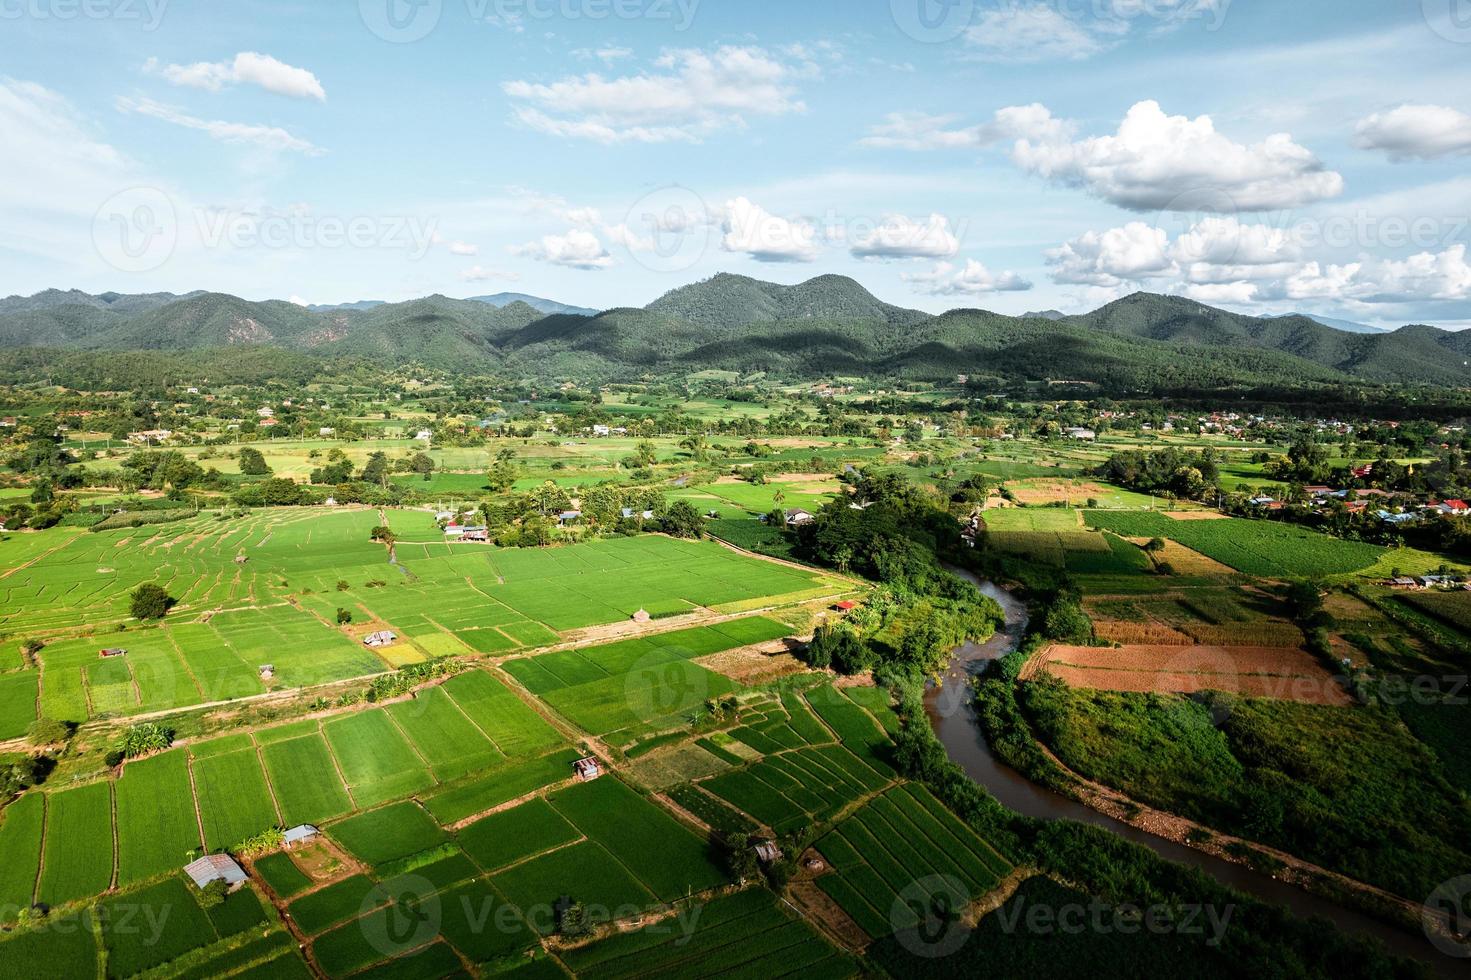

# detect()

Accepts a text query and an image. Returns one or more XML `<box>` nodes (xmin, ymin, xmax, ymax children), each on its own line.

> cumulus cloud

<box><xmin>1045</xmin><ymin>217</ymin><xmax>1471</xmax><ymax>311</ymax></box>
<box><xmin>144</xmin><ymin>52</ymin><xmax>326</xmax><ymax>101</ymax></box>
<box><xmin>448</xmin><ymin>241</ymin><xmax>478</xmax><ymax>256</ymax></box>
<box><xmin>514</xmin><ymin>229</ymin><xmax>613</xmax><ymax>270</ymax></box>
<box><xmin>1010</xmin><ymin>100</ymin><xmax>1343</xmax><ymax>212</ymax></box>
<box><xmin>115</xmin><ymin>96</ymin><xmax>323</xmax><ymax>155</ymax></box>
<box><xmin>1355</xmin><ymin>104</ymin><xmax>1471</xmax><ymax>161</ymax></box>
<box><xmin>720</xmin><ymin>197</ymin><xmax>822</xmax><ymax>263</ymax></box>
<box><xmin>850</xmin><ymin>214</ymin><xmax>960</xmax><ymax>260</ymax></box>
<box><xmin>903</xmin><ymin>259</ymin><xmax>1032</xmax><ymax>295</ymax></box>
<box><xmin>1045</xmin><ymin>222</ymin><xmax>1175</xmax><ymax>287</ymax></box>
<box><xmin>503</xmin><ymin>46</ymin><xmax>812</xmax><ymax>144</ymax></box>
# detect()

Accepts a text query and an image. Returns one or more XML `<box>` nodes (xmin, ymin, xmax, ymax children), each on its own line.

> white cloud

<box><xmin>1045</xmin><ymin>222</ymin><xmax>1175</xmax><ymax>286</ymax></box>
<box><xmin>903</xmin><ymin>259</ymin><xmax>1032</xmax><ymax>295</ymax></box>
<box><xmin>448</xmin><ymin>241</ymin><xmax>478</xmax><ymax>256</ymax></box>
<box><xmin>861</xmin><ymin>103</ymin><xmax>1070</xmax><ymax>151</ymax></box>
<box><xmin>514</xmin><ymin>229</ymin><xmax>613</xmax><ymax>270</ymax></box>
<box><xmin>144</xmin><ymin>52</ymin><xmax>326</xmax><ymax>101</ymax></box>
<box><xmin>288</xmin><ymin>294</ymin><xmax>310</xmax><ymax>306</ymax></box>
<box><xmin>959</xmin><ymin>2</ymin><xmax>1228</xmax><ymax>63</ymax></box>
<box><xmin>850</xmin><ymin>214</ymin><xmax>960</xmax><ymax>260</ymax></box>
<box><xmin>1355</xmin><ymin>104</ymin><xmax>1471</xmax><ymax>161</ymax></box>
<box><xmin>1046</xmin><ymin>217</ymin><xmax>1471</xmax><ymax>311</ymax></box>
<box><xmin>460</xmin><ymin>265</ymin><xmax>521</xmax><ymax>282</ymax></box>
<box><xmin>116</xmin><ymin>96</ymin><xmax>323</xmax><ymax>155</ymax></box>
<box><xmin>503</xmin><ymin>46</ymin><xmax>812</xmax><ymax>144</ymax></box>
<box><xmin>961</xmin><ymin>4</ymin><xmax>1112</xmax><ymax>63</ymax></box>
<box><xmin>0</xmin><ymin>79</ymin><xmax>132</xmax><ymax>222</ymax></box>
<box><xmin>720</xmin><ymin>197</ymin><xmax>821</xmax><ymax>263</ymax></box>
<box><xmin>1009</xmin><ymin>100</ymin><xmax>1343</xmax><ymax>211</ymax></box>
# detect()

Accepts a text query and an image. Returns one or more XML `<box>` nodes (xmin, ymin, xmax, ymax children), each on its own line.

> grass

<box><xmin>260</xmin><ymin>732</ymin><xmax>355</xmax><ymax>826</ymax></box>
<box><xmin>456</xmin><ymin>798</ymin><xmax>580</xmax><ymax>872</ymax></box>
<box><xmin>116</xmin><ymin>749</ymin><xmax>201</xmax><ymax>884</ymax></box>
<box><xmin>0</xmin><ymin>794</ymin><xmax>44</xmax><ymax>914</ymax></box>
<box><xmin>192</xmin><ymin>748</ymin><xmax>279</xmax><ymax>850</ymax></box>
<box><xmin>421</xmin><ymin>748</ymin><xmax>582</xmax><ymax>824</ymax></box>
<box><xmin>254</xmin><ymin>852</ymin><xmax>312</xmax><ymax>899</ymax></box>
<box><xmin>546</xmin><ymin>777</ymin><xmax>727</xmax><ymax>901</ymax></box>
<box><xmin>288</xmin><ymin>874</ymin><xmax>387</xmax><ymax>936</ymax></box>
<box><xmin>559</xmin><ymin>889</ymin><xmax>852</xmax><ymax>980</ymax></box>
<box><xmin>328</xmin><ymin>802</ymin><xmax>445</xmax><ymax>867</ymax></box>
<box><xmin>37</xmin><ymin>781</ymin><xmax>113</xmax><ymax>907</ymax></box>
<box><xmin>490</xmin><ymin>840</ymin><xmax>654</xmax><ymax>931</ymax></box>
<box><xmin>321</xmin><ymin>710</ymin><xmax>435</xmax><ymax>808</ymax></box>
<box><xmin>1083</xmin><ymin>512</ymin><xmax>1385</xmax><ymax>579</ymax></box>
<box><xmin>1023</xmin><ymin>679</ymin><xmax>1471</xmax><ymax>902</ymax></box>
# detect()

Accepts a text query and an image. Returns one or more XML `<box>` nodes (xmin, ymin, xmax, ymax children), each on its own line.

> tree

<box><xmin>238</xmin><ymin>447</ymin><xmax>271</xmax><ymax>476</ymax></box>
<box><xmin>661</xmin><ymin>500</ymin><xmax>705</xmax><ymax>539</ymax></box>
<box><xmin>556</xmin><ymin>900</ymin><xmax>591</xmax><ymax>937</ymax></box>
<box><xmin>336</xmin><ymin>607</ymin><xmax>353</xmax><ymax>625</ymax></box>
<box><xmin>130</xmin><ymin>583</ymin><xmax>175</xmax><ymax>620</ymax></box>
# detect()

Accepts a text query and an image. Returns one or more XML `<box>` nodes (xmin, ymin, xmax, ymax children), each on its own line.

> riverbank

<box><xmin>926</xmin><ymin>567</ymin><xmax>1463</xmax><ymax>977</ymax></box>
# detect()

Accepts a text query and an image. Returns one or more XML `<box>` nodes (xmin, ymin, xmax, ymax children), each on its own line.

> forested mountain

<box><xmin>0</xmin><ymin>278</ymin><xmax>1464</xmax><ymax>389</ymax></box>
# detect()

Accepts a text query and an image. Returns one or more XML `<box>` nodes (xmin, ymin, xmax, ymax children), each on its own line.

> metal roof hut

<box><xmin>282</xmin><ymin>825</ymin><xmax>319</xmax><ymax>849</ymax></box>
<box><xmin>184</xmin><ymin>854</ymin><xmax>247</xmax><ymax>892</ymax></box>
<box><xmin>572</xmin><ymin>757</ymin><xmax>602</xmax><ymax>782</ymax></box>
<box><xmin>753</xmin><ymin>841</ymin><xmax>783</xmax><ymax>865</ymax></box>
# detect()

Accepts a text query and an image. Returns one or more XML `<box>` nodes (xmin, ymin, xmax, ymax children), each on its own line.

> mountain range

<box><xmin>0</xmin><ymin>275</ymin><xmax>1464</xmax><ymax>389</ymax></box>
<box><xmin>306</xmin><ymin>292</ymin><xmax>599</xmax><ymax>317</ymax></box>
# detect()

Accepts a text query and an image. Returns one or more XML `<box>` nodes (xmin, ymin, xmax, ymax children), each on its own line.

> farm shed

<box><xmin>784</xmin><ymin>509</ymin><xmax>815</xmax><ymax>526</ymax></box>
<box><xmin>753</xmin><ymin>841</ymin><xmax>783</xmax><ymax>864</ymax></box>
<box><xmin>259</xmin><ymin>665</ymin><xmax>275</xmax><ymax>680</ymax></box>
<box><xmin>364</xmin><ymin>630</ymin><xmax>398</xmax><ymax>648</ymax></box>
<box><xmin>632</xmin><ymin>609</ymin><xmax>651</xmax><ymax>624</ymax></box>
<box><xmin>98</xmin><ymin>648</ymin><xmax>127</xmax><ymax>659</ymax></box>
<box><xmin>184</xmin><ymin>854</ymin><xmax>247</xmax><ymax>892</ymax></box>
<box><xmin>572</xmin><ymin>757</ymin><xmax>602</xmax><ymax>782</ymax></box>
<box><xmin>234</xmin><ymin>555</ymin><xmax>249</xmax><ymax>564</ymax></box>
<box><xmin>283</xmin><ymin>825</ymin><xmax>319</xmax><ymax>849</ymax></box>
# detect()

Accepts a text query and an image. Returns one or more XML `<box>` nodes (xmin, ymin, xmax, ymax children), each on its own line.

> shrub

<box><xmin>119</xmin><ymin>723</ymin><xmax>173</xmax><ymax>758</ymax></box>
<box><xmin>336</xmin><ymin>608</ymin><xmax>353</xmax><ymax>625</ymax></box>
<box><xmin>28</xmin><ymin>718</ymin><xmax>71</xmax><ymax>746</ymax></box>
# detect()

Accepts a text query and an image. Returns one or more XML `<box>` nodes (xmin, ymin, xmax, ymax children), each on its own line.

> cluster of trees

<box><xmin>1093</xmin><ymin>447</ymin><xmax>1221</xmax><ymax>501</ymax></box>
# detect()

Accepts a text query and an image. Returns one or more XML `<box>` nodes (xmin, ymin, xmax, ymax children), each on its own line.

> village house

<box><xmin>572</xmin><ymin>757</ymin><xmax>602</xmax><ymax>781</ymax></box>
<box><xmin>784</xmin><ymin>508</ymin><xmax>816</xmax><ymax>526</ymax></box>
<box><xmin>363</xmin><ymin>630</ymin><xmax>397</xmax><ymax>648</ymax></box>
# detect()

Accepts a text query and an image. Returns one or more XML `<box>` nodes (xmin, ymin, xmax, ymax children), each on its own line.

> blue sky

<box><xmin>2</xmin><ymin>0</ymin><xmax>1470</xmax><ymax>327</ymax></box>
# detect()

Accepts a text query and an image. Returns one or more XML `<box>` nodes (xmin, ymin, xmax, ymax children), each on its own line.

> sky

<box><xmin>2</xmin><ymin>0</ymin><xmax>1470</xmax><ymax>328</ymax></box>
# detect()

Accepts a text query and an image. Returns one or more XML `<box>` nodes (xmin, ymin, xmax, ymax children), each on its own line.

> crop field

<box><xmin>1083</xmin><ymin>512</ymin><xmax>1385</xmax><ymax>579</ymax></box>
<box><xmin>500</xmin><ymin>618</ymin><xmax>790</xmax><ymax>745</ymax></box>
<box><xmin>1033</xmin><ymin>644</ymin><xmax>1354</xmax><ymax>705</ymax></box>
<box><xmin>1400</xmin><ymin>590</ymin><xmax>1471</xmax><ymax>636</ymax></box>
<box><xmin>814</xmin><ymin>785</ymin><xmax>1011</xmax><ymax>940</ymax></box>
<box><xmin>116</xmin><ymin>749</ymin><xmax>201</xmax><ymax>884</ymax></box>
<box><xmin>559</xmin><ymin>889</ymin><xmax>855</xmax><ymax>980</ymax></box>
<box><xmin>36</xmin><ymin>780</ymin><xmax>114</xmax><ymax>907</ymax></box>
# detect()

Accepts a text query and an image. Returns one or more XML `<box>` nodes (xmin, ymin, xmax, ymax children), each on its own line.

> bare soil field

<box><xmin>1032</xmin><ymin>643</ymin><xmax>1353</xmax><ymax>705</ymax></box>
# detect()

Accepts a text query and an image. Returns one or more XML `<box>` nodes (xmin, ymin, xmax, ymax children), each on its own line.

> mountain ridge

<box><xmin>0</xmin><ymin>278</ymin><xmax>1461</xmax><ymax>388</ymax></box>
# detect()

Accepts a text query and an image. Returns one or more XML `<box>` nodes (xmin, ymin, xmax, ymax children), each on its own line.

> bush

<box><xmin>28</xmin><ymin>718</ymin><xmax>71</xmax><ymax>746</ymax></box>
<box><xmin>130</xmin><ymin>583</ymin><xmax>176</xmax><ymax>620</ymax></box>
<box><xmin>119</xmin><ymin>723</ymin><xmax>173</xmax><ymax>758</ymax></box>
<box><xmin>196</xmin><ymin>878</ymin><xmax>229</xmax><ymax>909</ymax></box>
<box><xmin>336</xmin><ymin>608</ymin><xmax>353</xmax><ymax>625</ymax></box>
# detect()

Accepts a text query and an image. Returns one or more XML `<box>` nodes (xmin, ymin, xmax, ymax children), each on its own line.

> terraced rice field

<box><xmin>813</xmin><ymin>785</ymin><xmax>1011</xmax><ymax>940</ymax></box>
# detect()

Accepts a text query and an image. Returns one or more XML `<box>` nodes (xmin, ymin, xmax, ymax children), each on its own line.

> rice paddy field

<box><xmin>0</xmin><ymin>509</ymin><xmax>839</xmax><ymax>727</ymax></box>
